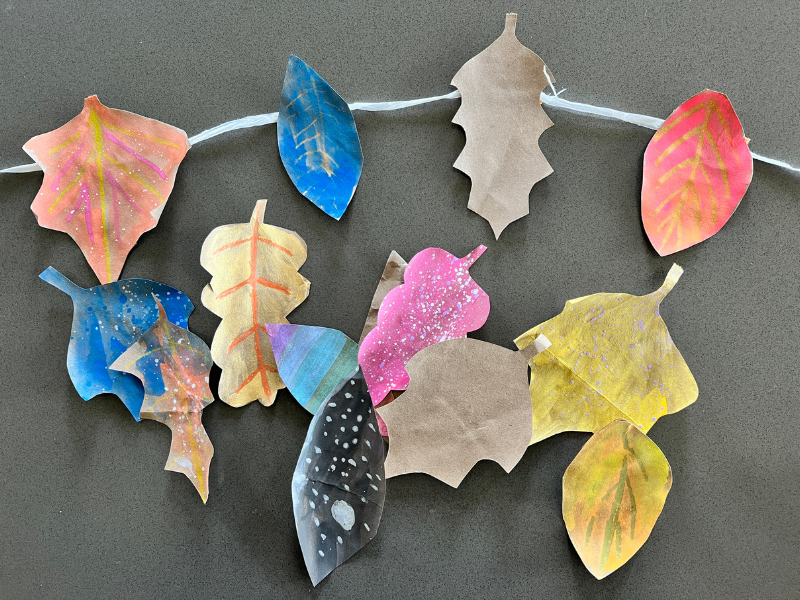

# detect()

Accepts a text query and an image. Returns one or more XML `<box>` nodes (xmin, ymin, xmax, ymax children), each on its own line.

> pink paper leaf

<box><xmin>358</xmin><ymin>245</ymin><xmax>490</xmax><ymax>411</ymax></box>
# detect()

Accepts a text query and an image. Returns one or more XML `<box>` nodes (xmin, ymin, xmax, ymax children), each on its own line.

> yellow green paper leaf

<box><xmin>514</xmin><ymin>264</ymin><xmax>697</xmax><ymax>445</ymax></box>
<box><xmin>563</xmin><ymin>419</ymin><xmax>672</xmax><ymax>579</ymax></box>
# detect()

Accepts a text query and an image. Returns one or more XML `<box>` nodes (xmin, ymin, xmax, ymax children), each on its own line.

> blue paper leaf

<box><xmin>265</xmin><ymin>324</ymin><xmax>359</xmax><ymax>414</ymax></box>
<box><xmin>40</xmin><ymin>267</ymin><xmax>193</xmax><ymax>420</ymax></box>
<box><xmin>277</xmin><ymin>55</ymin><xmax>363</xmax><ymax>220</ymax></box>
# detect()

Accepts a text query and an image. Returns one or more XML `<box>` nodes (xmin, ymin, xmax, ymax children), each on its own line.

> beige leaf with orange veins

<box><xmin>201</xmin><ymin>200</ymin><xmax>310</xmax><ymax>407</ymax></box>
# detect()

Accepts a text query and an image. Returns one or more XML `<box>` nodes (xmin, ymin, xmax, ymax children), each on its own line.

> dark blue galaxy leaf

<box><xmin>40</xmin><ymin>267</ymin><xmax>193</xmax><ymax>420</ymax></box>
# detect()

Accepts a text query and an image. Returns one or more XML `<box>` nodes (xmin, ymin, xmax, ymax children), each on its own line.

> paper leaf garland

<box><xmin>25</xmin><ymin>96</ymin><xmax>190</xmax><ymax>284</ymax></box>
<box><xmin>642</xmin><ymin>90</ymin><xmax>753</xmax><ymax>255</ymax></box>
<box><xmin>266</xmin><ymin>324</ymin><xmax>360</xmax><ymax>415</ymax></box>
<box><xmin>358</xmin><ymin>251</ymin><xmax>407</xmax><ymax>345</ymax></box>
<box><xmin>452</xmin><ymin>13</ymin><xmax>554</xmax><ymax>238</ymax></box>
<box><xmin>563</xmin><ymin>419</ymin><xmax>672</xmax><ymax>579</ymax></box>
<box><xmin>201</xmin><ymin>199</ymin><xmax>310</xmax><ymax>407</ymax></box>
<box><xmin>359</xmin><ymin>246</ymin><xmax>490</xmax><ymax>407</ymax></box>
<box><xmin>40</xmin><ymin>267</ymin><xmax>193</xmax><ymax>420</ymax></box>
<box><xmin>514</xmin><ymin>264</ymin><xmax>698</xmax><ymax>446</ymax></box>
<box><xmin>110</xmin><ymin>298</ymin><xmax>214</xmax><ymax>502</ymax></box>
<box><xmin>293</xmin><ymin>370</ymin><xmax>385</xmax><ymax>586</ymax></box>
<box><xmin>277</xmin><ymin>55</ymin><xmax>363</xmax><ymax>220</ymax></box>
<box><xmin>378</xmin><ymin>335</ymin><xmax>550</xmax><ymax>488</ymax></box>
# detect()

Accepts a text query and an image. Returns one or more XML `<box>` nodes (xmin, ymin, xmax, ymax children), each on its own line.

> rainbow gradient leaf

<box><xmin>642</xmin><ymin>90</ymin><xmax>753</xmax><ymax>255</ymax></box>
<box><xmin>110</xmin><ymin>298</ymin><xmax>214</xmax><ymax>503</ymax></box>
<box><xmin>266</xmin><ymin>324</ymin><xmax>359</xmax><ymax>415</ymax></box>
<box><xmin>24</xmin><ymin>96</ymin><xmax>190</xmax><ymax>283</ymax></box>
<box><xmin>514</xmin><ymin>265</ymin><xmax>698</xmax><ymax>446</ymax></box>
<box><xmin>358</xmin><ymin>246</ymin><xmax>490</xmax><ymax>408</ymax></box>
<box><xmin>563</xmin><ymin>419</ymin><xmax>672</xmax><ymax>579</ymax></box>
<box><xmin>201</xmin><ymin>199</ymin><xmax>310</xmax><ymax>407</ymax></box>
<box><xmin>277</xmin><ymin>55</ymin><xmax>363</xmax><ymax>220</ymax></box>
<box><xmin>40</xmin><ymin>266</ymin><xmax>193</xmax><ymax>420</ymax></box>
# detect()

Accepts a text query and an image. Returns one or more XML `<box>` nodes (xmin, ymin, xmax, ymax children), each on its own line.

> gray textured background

<box><xmin>1</xmin><ymin>1</ymin><xmax>798</xmax><ymax>598</ymax></box>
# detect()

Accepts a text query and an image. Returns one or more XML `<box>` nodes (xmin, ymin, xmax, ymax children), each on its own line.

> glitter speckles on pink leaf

<box><xmin>358</xmin><ymin>245</ymin><xmax>490</xmax><ymax>409</ymax></box>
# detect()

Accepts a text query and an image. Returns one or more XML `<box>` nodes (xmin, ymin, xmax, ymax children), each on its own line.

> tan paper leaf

<box><xmin>358</xmin><ymin>250</ymin><xmax>407</xmax><ymax>345</ymax></box>
<box><xmin>201</xmin><ymin>200</ymin><xmax>310</xmax><ymax>407</ymax></box>
<box><xmin>378</xmin><ymin>335</ymin><xmax>550</xmax><ymax>488</ymax></box>
<box><xmin>452</xmin><ymin>13</ymin><xmax>554</xmax><ymax>238</ymax></box>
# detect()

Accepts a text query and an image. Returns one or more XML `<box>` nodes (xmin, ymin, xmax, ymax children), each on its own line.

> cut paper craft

<box><xmin>452</xmin><ymin>13</ymin><xmax>554</xmax><ymax>238</ymax></box>
<box><xmin>201</xmin><ymin>199</ymin><xmax>310</xmax><ymax>407</ymax></box>
<box><xmin>378</xmin><ymin>335</ymin><xmax>551</xmax><ymax>488</ymax></box>
<box><xmin>563</xmin><ymin>419</ymin><xmax>672</xmax><ymax>579</ymax></box>
<box><xmin>40</xmin><ymin>267</ymin><xmax>193</xmax><ymax>420</ymax></box>
<box><xmin>514</xmin><ymin>264</ymin><xmax>698</xmax><ymax>446</ymax></box>
<box><xmin>292</xmin><ymin>370</ymin><xmax>385</xmax><ymax>586</ymax></box>
<box><xmin>25</xmin><ymin>96</ymin><xmax>190</xmax><ymax>284</ymax></box>
<box><xmin>359</xmin><ymin>246</ymin><xmax>490</xmax><ymax>407</ymax></box>
<box><xmin>642</xmin><ymin>90</ymin><xmax>753</xmax><ymax>255</ymax></box>
<box><xmin>358</xmin><ymin>251</ymin><xmax>407</xmax><ymax>345</ymax></box>
<box><xmin>110</xmin><ymin>298</ymin><xmax>214</xmax><ymax>502</ymax></box>
<box><xmin>266</xmin><ymin>324</ymin><xmax>359</xmax><ymax>415</ymax></box>
<box><xmin>277</xmin><ymin>55</ymin><xmax>363</xmax><ymax>220</ymax></box>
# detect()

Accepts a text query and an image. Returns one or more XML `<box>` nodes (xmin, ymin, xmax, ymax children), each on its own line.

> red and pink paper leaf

<box><xmin>24</xmin><ymin>96</ymin><xmax>190</xmax><ymax>283</ymax></box>
<box><xmin>642</xmin><ymin>90</ymin><xmax>753</xmax><ymax>255</ymax></box>
<box><xmin>358</xmin><ymin>245</ymin><xmax>490</xmax><ymax>424</ymax></box>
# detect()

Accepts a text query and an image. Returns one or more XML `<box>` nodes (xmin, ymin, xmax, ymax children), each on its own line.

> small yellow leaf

<box><xmin>563</xmin><ymin>419</ymin><xmax>672</xmax><ymax>579</ymax></box>
<box><xmin>515</xmin><ymin>264</ymin><xmax>697</xmax><ymax>445</ymax></box>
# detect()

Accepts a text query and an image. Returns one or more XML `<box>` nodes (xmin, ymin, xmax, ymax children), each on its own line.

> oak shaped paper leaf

<box><xmin>378</xmin><ymin>335</ymin><xmax>550</xmax><ymax>488</ymax></box>
<box><xmin>110</xmin><ymin>298</ymin><xmax>214</xmax><ymax>502</ymax></box>
<box><xmin>452</xmin><ymin>13</ymin><xmax>554</xmax><ymax>238</ymax></box>
<box><xmin>563</xmin><ymin>419</ymin><xmax>672</xmax><ymax>579</ymax></box>
<box><xmin>358</xmin><ymin>245</ymin><xmax>490</xmax><ymax>408</ymax></box>
<box><xmin>40</xmin><ymin>266</ymin><xmax>193</xmax><ymax>420</ymax></box>
<box><xmin>201</xmin><ymin>199</ymin><xmax>310</xmax><ymax>407</ymax></box>
<box><xmin>642</xmin><ymin>90</ymin><xmax>753</xmax><ymax>255</ymax></box>
<box><xmin>514</xmin><ymin>265</ymin><xmax>698</xmax><ymax>446</ymax></box>
<box><xmin>25</xmin><ymin>96</ymin><xmax>190</xmax><ymax>283</ymax></box>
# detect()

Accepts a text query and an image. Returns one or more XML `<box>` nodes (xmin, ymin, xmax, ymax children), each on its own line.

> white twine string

<box><xmin>2</xmin><ymin>77</ymin><xmax>797</xmax><ymax>174</ymax></box>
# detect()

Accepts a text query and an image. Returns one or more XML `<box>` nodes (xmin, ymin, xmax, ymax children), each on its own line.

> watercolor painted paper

<box><xmin>267</xmin><ymin>324</ymin><xmax>359</xmax><ymax>415</ymax></box>
<box><xmin>25</xmin><ymin>96</ymin><xmax>189</xmax><ymax>283</ymax></box>
<box><xmin>277</xmin><ymin>55</ymin><xmax>363</xmax><ymax>220</ymax></box>
<box><xmin>563</xmin><ymin>419</ymin><xmax>672</xmax><ymax>579</ymax></box>
<box><xmin>201</xmin><ymin>199</ymin><xmax>310</xmax><ymax>407</ymax></box>
<box><xmin>515</xmin><ymin>265</ymin><xmax>698</xmax><ymax>446</ymax></box>
<box><xmin>110</xmin><ymin>298</ymin><xmax>214</xmax><ymax>502</ymax></box>
<box><xmin>40</xmin><ymin>267</ymin><xmax>193</xmax><ymax>420</ymax></box>
<box><xmin>452</xmin><ymin>14</ymin><xmax>554</xmax><ymax>238</ymax></box>
<box><xmin>642</xmin><ymin>90</ymin><xmax>753</xmax><ymax>255</ymax></box>
<box><xmin>378</xmin><ymin>335</ymin><xmax>550</xmax><ymax>488</ymax></box>
<box><xmin>293</xmin><ymin>370</ymin><xmax>385</xmax><ymax>586</ymax></box>
<box><xmin>359</xmin><ymin>246</ymin><xmax>490</xmax><ymax>407</ymax></box>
